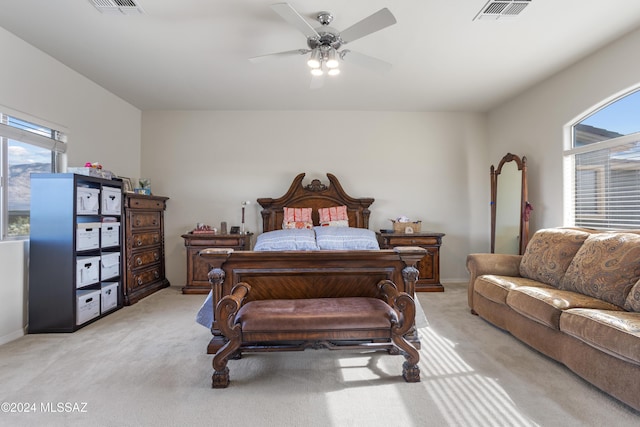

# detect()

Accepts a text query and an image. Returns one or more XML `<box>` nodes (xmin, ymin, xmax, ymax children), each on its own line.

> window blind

<box><xmin>0</xmin><ymin>122</ymin><xmax>67</xmax><ymax>153</ymax></box>
<box><xmin>568</xmin><ymin>137</ymin><xmax>640</xmax><ymax>230</ymax></box>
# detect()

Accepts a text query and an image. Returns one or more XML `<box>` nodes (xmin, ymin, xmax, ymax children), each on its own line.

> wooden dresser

<box><xmin>377</xmin><ymin>231</ymin><xmax>445</xmax><ymax>292</ymax></box>
<box><xmin>181</xmin><ymin>233</ymin><xmax>252</xmax><ymax>294</ymax></box>
<box><xmin>123</xmin><ymin>193</ymin><xmax>170</xmax><ymax>304</ymax></box>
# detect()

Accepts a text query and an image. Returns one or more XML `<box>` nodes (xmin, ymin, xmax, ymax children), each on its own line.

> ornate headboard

<box><xmin>257</xmin><ymin>173</ymin><xmax>375</xmax><ymax>232</ymax></box>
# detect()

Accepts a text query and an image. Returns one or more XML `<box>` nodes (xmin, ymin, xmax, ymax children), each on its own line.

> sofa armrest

<box><xmin>466</xmin><ymin>253</ymin><xmax>523</xmax><ymax>310</ymax></box>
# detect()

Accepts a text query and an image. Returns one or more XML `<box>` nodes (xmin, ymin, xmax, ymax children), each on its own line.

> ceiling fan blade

<box><xmin>310</xmin><ymin>74</ymin><xmax>324</xmax><ymax>90</ymax></box>
<box><xmin>341</xmin><ymin>50</ymin><xmax>392</xmax><ymax>73</ymax></box>
<box><xmin>249</xmin><ymin>49</ymin><xmax>309</xmax><ymax>63</ymax></box>
<box><xmin>271</xmin><ymin>3</ymin><xmax>319</xmax><ymax>39</ymax></box>
<box><xmin>340</xmin><ymin>8</ymin><xmax>397</xmax><ymax>44</ymax></box>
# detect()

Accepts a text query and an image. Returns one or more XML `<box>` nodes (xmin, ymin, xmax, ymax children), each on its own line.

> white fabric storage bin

<box><xmin>76</xmin><ymin>222</ymin><xmax>101</xmax><ymax>251</ymax></box>
<box><xmin>76</xmin><ymin>289</ymin><xmax>100</xmax><ymax>325</ymax></box>
<box><xmin>76</xmin><ymin>256</ymin><xmax>100</xmax><ymax>288</ymax></box>
<box><xmin>101</xmin><ymin>282</ymin><xmax>119</xmax><ymax>313</ymax></box>
<box><xmin>101</xmin><ymin>252</ymin><xmax>120</xmax><ymax>280</ymax></box>
<box><xmin>101</xmin><ymin>186</ymin><xmax>122</xmax><ymax>215</ymax></box>
<box><xmin>76</xmin><ymin>187</ymin><xmax>100</xmax><ymax>215</ymax></box>
<box><xmin>101</xmin><ymin>222</ymin><xmax>120</xmax><ymax>248</ymax></box>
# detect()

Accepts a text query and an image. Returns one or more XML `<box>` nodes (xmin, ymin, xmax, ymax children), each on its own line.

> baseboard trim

<box><xmin>441</xmin><ymin>278</ymin><xmax>468</xmax><ymax>285</ymax></box>
<box><xmin>0</xmin><ymin>328</ymin><xmax>25</xmax><ymax>346</ymax></box>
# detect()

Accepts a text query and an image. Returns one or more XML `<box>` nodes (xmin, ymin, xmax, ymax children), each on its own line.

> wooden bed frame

<box><xmin>199</xmin><ymin>173</ymin><xmax>426</xmax><ymax>353</ymax></box>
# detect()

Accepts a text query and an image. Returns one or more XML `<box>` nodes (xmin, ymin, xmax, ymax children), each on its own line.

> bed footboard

<box><xmin>199</xmin><ymin>247</ymin><xmax>426</xmax><ymax>353</ymax></box>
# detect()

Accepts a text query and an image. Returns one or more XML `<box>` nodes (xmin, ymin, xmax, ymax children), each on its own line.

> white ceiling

<box><xmin>2</xmin><ymin>0</ymin><xmax>640</xmax><ymax>112</ymax></box>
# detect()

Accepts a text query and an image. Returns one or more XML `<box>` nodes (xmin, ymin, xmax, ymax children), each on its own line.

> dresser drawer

<box><xmin>127</xmin><ymin>197</ymin><xmax>166</xmax><ymax>210</ymax></box>
<box><xmin>131</xmin><ymin>248</ymin><xmax>161</xmax><ymax>270</ymax></box>
<box><xmin>206</xmin><ymin>237</ymin><xmax>246</xmax><ymax>247</ymax></box>
<box><xmin>385</xmin><ymin>236</ymin><xmax>439</xmax><ymax>246</ymax></box>
<box><xmin>130</xmin><ymin>231</ymin><xmax>161</xmax><ymax>249</ymax></box>
<box><xmin>130</xmin><ymin>212</ymin><xmax>161</xmax><ymax>229</ymax></box>
<box><xmin>130</xmin><ymin>265</ymin><xmax>162</xmax><ymax>290</ymax></box>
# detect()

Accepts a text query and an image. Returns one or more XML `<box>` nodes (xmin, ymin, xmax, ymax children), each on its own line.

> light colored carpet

<box><xmin>0</xmin><ymin>283</ymin><xmax>638</xmax><ymax>427</ymax></box>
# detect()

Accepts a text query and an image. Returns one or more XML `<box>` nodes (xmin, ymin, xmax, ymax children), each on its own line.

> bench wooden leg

<box><xmin>403</xmin><ymin>361</ymin><xmax>420</xmax><ymax>382</ymax></box>
<box><xmin>212</xmin><ymin>366</ymin><xmax>230</xmax><ymax>388</ymax></box>
<box><xmin>212</xmin><ymin>338</ymin><xmax>242</xmax><ymax>388</ymax></box>
<box><xmin>392</xmin><ymin>334</ymin><xmax>421</xmax><ymax>382</ymax></box>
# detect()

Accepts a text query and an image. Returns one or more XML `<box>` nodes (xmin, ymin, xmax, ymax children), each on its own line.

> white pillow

<box><xmin>314</xmin><ymin>227</ymin><xmax>379</xmax><ymax>250</ymax></box>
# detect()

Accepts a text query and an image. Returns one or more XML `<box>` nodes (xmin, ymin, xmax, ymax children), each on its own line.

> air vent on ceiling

<box><xmin>89</xmin><ymin>0</ymin><xmax>144</xmax><ymax>15</ymax></box>
<box><xmin>473</xmin><ymin>0</ymin><xmax>531</xmax><ymax>20</ymax></box>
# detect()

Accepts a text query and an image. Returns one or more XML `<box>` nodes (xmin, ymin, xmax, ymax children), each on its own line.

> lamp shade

<box><xmin>307</xmin><ymin>49</ymin><xmax>321</xmax><ymax>68</ymax></box>
<box><xmin>326</xmin><ymin>48</ymin><xmax>339</xmax><ymax>68</ymax></box>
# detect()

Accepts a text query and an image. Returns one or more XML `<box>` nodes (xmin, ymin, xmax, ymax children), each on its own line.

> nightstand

<box><xmin>377</xmin><ymin>231</ymin><xmax>445</xmax><ymax>292</ymax></box>
<box><xmin>181</xmin><ymin>233</ymin><xmax>252</xmax><ymax>294</ymax></box>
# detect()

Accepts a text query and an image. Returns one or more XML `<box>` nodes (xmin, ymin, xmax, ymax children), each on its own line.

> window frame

<box><xmin>0</xmin><ymin>111</ymin><xmax>67</xmax><ymax>240</ymax></box>
<box><xmin>564</xmin><ymin>87</ymin><xmax>640</xmax><ymax>230</ymax></box>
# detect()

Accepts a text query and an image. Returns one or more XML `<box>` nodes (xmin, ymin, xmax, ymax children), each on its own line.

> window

<box><xmin>0</xmin><ymin>112</ymin><xmax>66</xmax><ymax>239</ymax></box>
<box><xmin>565</xmin><ymin>89</ymin><xmax>640</xmax><ymax>229</ymax></box>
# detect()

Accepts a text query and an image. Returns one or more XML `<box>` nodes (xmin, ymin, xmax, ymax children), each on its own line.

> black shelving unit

<box><xmin>28</xmin><ymin>173</ymin><xmax>124</xmax><ymax>333</ymax></box>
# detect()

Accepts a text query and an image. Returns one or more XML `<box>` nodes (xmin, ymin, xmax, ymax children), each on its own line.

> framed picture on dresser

<box><xmin>118</xmin><ymin>176</ymin><xmax>133</xmax><ymax>193</ymax></box>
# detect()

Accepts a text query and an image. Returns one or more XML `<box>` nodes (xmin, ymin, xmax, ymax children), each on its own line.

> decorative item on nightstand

<box><xmin>241</xmin><ymin>200</ymin><xmax>250</xmax><ymax>234</ymax></box>
<box><xmin>192</xmin><ymin>223</ymin><xmax>217</xmax><ymax>234</ymax></box>
<box><xmin>390</xmin><ymin>216</ymin><xmax>422</xmax><ymax>234</ymax></box>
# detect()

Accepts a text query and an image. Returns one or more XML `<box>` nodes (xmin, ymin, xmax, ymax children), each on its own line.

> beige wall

<box><xmin>0</xmin><ymin>27</ymin><xmax>141</xmax><ymax>343</ymax></box>
<box><xmin>487</xmin><ymin>27</ymin><xmax>640</xmax><ymax>233</ymax></box>
<box><xmin>0</xmin><ymin>27</ymin><xmax>141</xmax><ymax>177</ymax></box>
<box><xmin>142</xmin><ymin>110</ymin><xmax>490</xmax><ymax>288</ymax></box>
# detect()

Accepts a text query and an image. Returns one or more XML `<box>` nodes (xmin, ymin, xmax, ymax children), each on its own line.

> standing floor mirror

<box><xmin>491</xmin><ymin>153</ymin><xmax>531</xmax><ymax>255</ymax></box>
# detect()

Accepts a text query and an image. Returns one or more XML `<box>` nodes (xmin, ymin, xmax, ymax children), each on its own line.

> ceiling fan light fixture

<box><xmin>328</xmin><ymin>68</ymin><xmax>340</xmax><ymax>76</ymax></box>
<box><xmin>326</xmin><ymin>48</ymin><xmax>339</xmax><ymax>69</ymax></box>
<box><xmin>307</xmin><ymin>49</ymin><xmax>321</xmax><ymax>68</ymax></box>
<box><xmin>310</xmin><ymin>68</ymin><xmax>324</xmax><ymax>76</ymax></box>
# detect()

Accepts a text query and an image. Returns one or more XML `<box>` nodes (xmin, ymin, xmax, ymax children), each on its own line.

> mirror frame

<box><xmin>490</xmin><ymin>153</ymin><xmax>530</xmax><ymax>255</ymax></box>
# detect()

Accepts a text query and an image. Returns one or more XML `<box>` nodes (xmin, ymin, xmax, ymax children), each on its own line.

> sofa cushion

<box><xmin>559</xmin><ymin>233</ymin><xmax>640</xmax><ymax>308</ymax></box>
<box><xmin>560</xmin><ymin>308</ymin><xmax>640</xmax><ymax>365</ymax></box>
<box><xmin>506</xmin><ymin>286</ymin><xmax>622</xmax><ymax>330</ymax></box>
<box><xmin>519</xmin><ymin>228</ymin><xmax>590</xmax><ymax>287</ymax></box>
<box><xmin>624</xmin><ymin>278</ymin><xmax>640</xmax><ymax>312</ymax></box>
<box><xmin>475</xmin><ymin>275</ymin><xmax>553</xmax><ymax>306</ymax></box>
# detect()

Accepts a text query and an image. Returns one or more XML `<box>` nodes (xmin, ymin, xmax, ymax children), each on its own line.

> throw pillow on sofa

<box><xmin>560</xmin><ymin>233</ymin><xmax>640</xmax><ymax>308</ymax></box>
<box><xmin>624</xmin><ymin>278</ymin><xmax>640</xmax><ymax>312</ymax></box>
<box><xmin>519</xmin><ymin>228</ymin><xmax>590</xmax><ymax>287</ymax></box>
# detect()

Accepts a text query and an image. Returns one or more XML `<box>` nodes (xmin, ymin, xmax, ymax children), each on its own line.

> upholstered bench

<box><xmin>211</xmin><ymin>280</ymin><xmax>420</xmax><ymax>388</ymax></box>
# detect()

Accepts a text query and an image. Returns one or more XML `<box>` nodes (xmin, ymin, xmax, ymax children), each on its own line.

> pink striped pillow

<box><xmin>318</xmin><ymin>206</ymin><xmax>349</xmax><ymax>226</ymax></box>
<box><xmin>283</xmin><ymin>207</ymin><xmax>313</xmax><ymax>229</ymax></box>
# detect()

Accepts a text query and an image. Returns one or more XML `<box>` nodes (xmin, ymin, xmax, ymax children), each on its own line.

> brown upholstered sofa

<box><xmin>467</xmin><ymin>227</ymin><xmax>640</xmax><ymax>411</ymax></box>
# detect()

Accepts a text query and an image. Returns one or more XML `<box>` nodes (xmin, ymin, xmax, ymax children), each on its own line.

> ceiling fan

<box><xmin>250</xmin><ymin>3</ymin><xmax>397</xmax><ymax>87</ymax></box>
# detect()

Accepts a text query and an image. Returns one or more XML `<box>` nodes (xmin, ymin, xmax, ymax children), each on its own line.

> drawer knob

<box><xmin>153</xmin><ymin>235</ymin><xmax>159</xmax><ymax>243</ymax></box>
<box><xmin>137</xmin><ymin>277</ymin><xmax>143</xmax><ymax>285</ymax></box>
<box><xmin>136</xmin><ymin>257</ymin><xmax>142</xmax><ymax>266</ymax></box>
<box><xmin>137</xmin><ymin>239</ymin><xmax>142</xmax><ymax>246</ymax></box>
<box><xmin>154</xmin><ymin>252</ymin><xmax>159</xmax><ymax>260</ymax></box>
<box><xmin>154</xmin><ymin>271</ymin><xmax>160</xmax><ymax>279</ymax></box>
<box><xmin>152</xmin><ymin>220</ymin><xmax>157</xmax><ymax>226</ymax></box>
<box><xmin>411</xmin><ymin>239</ymin><xmax>416</xmax><ymax>244</ymax></box>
